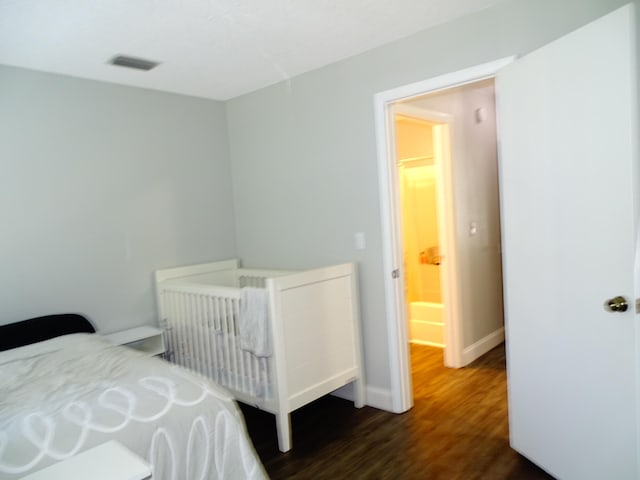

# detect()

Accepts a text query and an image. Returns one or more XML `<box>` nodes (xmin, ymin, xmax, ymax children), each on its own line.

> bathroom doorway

<box><xmin>394</xmin><ymin>110</ymin><xmax>453</xmax><ymax>358</ymax></box>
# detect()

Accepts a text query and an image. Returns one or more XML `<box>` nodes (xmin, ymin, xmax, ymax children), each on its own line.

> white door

<box><xmin>497</xmin><ymin>5</ymin><xmax>638</xmax><ymax>480</ymax></box>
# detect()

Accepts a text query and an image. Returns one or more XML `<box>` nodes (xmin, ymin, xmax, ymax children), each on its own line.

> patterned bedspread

<box><xmin>0</xmin><ymin>333</ymin><xmax>267</xmax><ymax>479</ymax></box>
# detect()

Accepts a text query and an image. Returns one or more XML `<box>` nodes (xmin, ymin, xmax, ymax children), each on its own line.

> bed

<box><xmin>155</xmin><ymin>259</ymin><xmax>366</xmax><ymax>452</ymax></box>
<box><xmin>0</xmin><ymin>314</ymin><xmax>267</xmax><ymax>479</ymax></box>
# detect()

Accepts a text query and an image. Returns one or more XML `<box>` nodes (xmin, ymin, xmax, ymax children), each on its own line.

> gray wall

<box><xmin>0</xmin><ymin>66</ymin><xmax>236</xmax><ymax>332</ymax></box>
<box><xmin>226</xmin><ymin>0</ymin><xmax>631</xmax><ymax>398</ymax></box>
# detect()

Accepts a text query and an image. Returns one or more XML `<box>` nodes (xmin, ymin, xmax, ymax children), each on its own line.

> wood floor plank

<box><xmin>241</xmin><ymin>343</ymin><xmax>555</xmax><ymax>479</ymax></box>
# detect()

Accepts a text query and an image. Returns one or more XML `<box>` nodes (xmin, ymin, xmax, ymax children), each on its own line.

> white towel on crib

<box><xmin>239</xmin><ymin>287</ymin><xmax>271</xmax><ymax>357</ymax></box>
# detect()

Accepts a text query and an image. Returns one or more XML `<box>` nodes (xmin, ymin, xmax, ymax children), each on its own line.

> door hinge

<box><xmin>392</xmin><ymin>269</ymin><xmax>400</xmax><ymax>279</ymax></box>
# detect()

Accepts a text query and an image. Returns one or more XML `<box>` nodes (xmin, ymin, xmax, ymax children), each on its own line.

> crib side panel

<box><xmin>157</xmin><ymin>282</ymin><xmax>275</xmax><ymax>408</ymax></box>
<box><xmin>270</xmin><ymin>263</ymin><xmax>363</xmax><ymax>412</ymax></box>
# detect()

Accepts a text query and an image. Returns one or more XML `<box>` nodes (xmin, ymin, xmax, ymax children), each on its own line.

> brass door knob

<box><xmin>606</xmin><ymin>296</ymin><xmax>628</xmax><ymax>312</ymax></box>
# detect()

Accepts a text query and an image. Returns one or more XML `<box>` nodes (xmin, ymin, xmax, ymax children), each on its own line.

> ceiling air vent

<box><xmin>109</xmin><ymin>55</ymin><xmax>160</xmax><ymax>71</ymax></box>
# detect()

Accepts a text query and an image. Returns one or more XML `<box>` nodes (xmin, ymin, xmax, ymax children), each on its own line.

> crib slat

<box><xmin>196</xmin><ymin>294</ymin><xmax>207</xmax><ymax>376</ymax></box>
<box><xmin>158</xmin><ymin>282</ymin><xmax>275</xmax><ymax>407</ymax></box>
<box><xmin>203</xmin><ymin>296</ymin><xmax>214</xmax><ymax>380</ymax></box>
<box><xmin>173</xmin><ymin>292</ymin><xmax>182</xmax><ymax>364</ymax></box>
<box><xmin>193</xmin><ymin>294</ymin><xmax>203</xmax><ymax>374</ymax></box>
<box><xmin>223</xmin><ymin>297</ymin><xmax>233</xmax><ymax>387</ymax></box>
<box><xmin>186</xmin><ymin>294</ymin><xmax>196</xmax><ymax>371</ymax></box>
<box><xmin>182</xmin><ymin>294</ymin><xmax>193</xmax><ymax>369</ymax></box>
<box><xmin>227</xmin><ymin>297</ymin><xmax>239</xmax><ymax>391</ymax></box>
<box><xmin>213</xmin><ymin>296</ymin><xmax>222</xmax><ymax>383</ymax></box>
<box><xmin>233</xmin><ymin>298</ymin><xmax>246</xmax><ymax>393</ymax></box>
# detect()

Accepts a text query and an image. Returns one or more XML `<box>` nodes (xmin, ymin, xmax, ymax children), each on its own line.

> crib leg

<box><xmin>276</xmin><ymin>412</ymin><xmax>292</xmax><ymax>452</ymax></box>
<box><xmin>353</xmin><ymin>378</ymin><xmax>366</xmax><ymax>408</ymax></box>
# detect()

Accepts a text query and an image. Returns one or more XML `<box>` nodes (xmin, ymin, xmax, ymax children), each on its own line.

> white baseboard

<box><xmin>364</xmin><ymin>385</ymin><xmax>394</xmax><ymax>412</ymax></box>
<box><xmin>332</xmin><ymin>384</ymin><xmax>395</xmax><ymax>412</ymax></box>
<box><xmin>461</xmin><ymin>327</ymin><xmax>505</xmax><ymax>366</ymax></box>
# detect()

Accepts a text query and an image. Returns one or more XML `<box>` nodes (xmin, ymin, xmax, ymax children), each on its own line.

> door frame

<box><xmin>374</xmin><ymin>56</ymin><xmax>515</xmax><ymax>413</ymax></box>
<box><xmin>392</xmin><ymin>104</ymin><xmax>460</xmax><ymax>368</ymax></box>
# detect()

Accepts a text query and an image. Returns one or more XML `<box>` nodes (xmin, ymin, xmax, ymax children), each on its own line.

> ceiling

<box><xmin>0</xmin><ymin>0</ymin><xmax>502</xmax><ymax>101</ymax></box>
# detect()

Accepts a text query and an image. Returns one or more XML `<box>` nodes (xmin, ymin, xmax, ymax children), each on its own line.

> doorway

<box><xmin>374</xmin><ymin>58</ymin><xmax>513</xmax><ymax>413</ymax></box>
<box><xmin>396</xmin><ymin>114</ymin><xmax>445</xmax><ymax>346</ymax></box>
<box><xmin>394</xmin><ymin>109</ymin><xmax>453</xmax><ymax>360</ymax></box>
<box><xmin>392</xmin><ymin>78</ymin><xmax>505</xmax><ymax>408</ymax></box>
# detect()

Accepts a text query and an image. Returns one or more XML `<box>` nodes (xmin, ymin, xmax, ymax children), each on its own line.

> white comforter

<box><xmin>0</xmin><ymin>333</ymin><xmax>267</xmax><ymax>479</ymax></box>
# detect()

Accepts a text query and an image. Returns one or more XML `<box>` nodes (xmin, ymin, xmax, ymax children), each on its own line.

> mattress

<box><xmin>0</xmin><ymin>333</ymin><xmax>266</xmax><ymax>479</ymax></box>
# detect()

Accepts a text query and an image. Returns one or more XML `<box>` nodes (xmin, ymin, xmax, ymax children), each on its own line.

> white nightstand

<box><xmin>20</xmin><ymin>440</ymin><xmax>151</xmax><ymax>480</ymax></box>
<box><xmin>104</xmin><ymin>326</ymin><xmax>165</xmax><ymax>356</ymax></box>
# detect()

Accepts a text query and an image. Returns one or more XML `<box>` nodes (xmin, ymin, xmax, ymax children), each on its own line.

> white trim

<box><xmin>363</xmin><ymin>386</ymin><xmax>394</xmax><ymax>412</ymax></box>
<box><xmin>374</xmin><ymin>56</ymin><xmax>516</xmax><ymax>414</ymax></box>
<box><xmin>432</xmin><ymin>122</ymin><xmax>462</xmax><ymax>368</ymax></box>
<box><xmin>332</xmin><ymin>383</ymin><xmax>394</xmax><ymax>412</ymax></box>
<box><xmin>375</xmin><ymin>85</ymin><xmax>413</xmax><ymax>414</ymax></box>
<box><xmin>461</xmin><ymin>327</ymin><xmax>505</xmax><ymax>366</ymax></box>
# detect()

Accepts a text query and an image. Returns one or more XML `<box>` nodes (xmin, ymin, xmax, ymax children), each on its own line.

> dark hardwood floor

<box><xmin>240</xmin><ymin>344</ymin><xmax>555</xmax><ymax>479</ymax></box>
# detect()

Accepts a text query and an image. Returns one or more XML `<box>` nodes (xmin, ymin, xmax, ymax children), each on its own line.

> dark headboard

<box><xmin>0</xmin><ymin>314</ymin><xmax>96</xmax><ymax>352</ymax></box>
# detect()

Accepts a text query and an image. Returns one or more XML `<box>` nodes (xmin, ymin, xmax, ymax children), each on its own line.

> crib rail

<box><xmin>158</xmin><ymin>284</ymin><xmax>272</xmax><ymax>400</ymax></box>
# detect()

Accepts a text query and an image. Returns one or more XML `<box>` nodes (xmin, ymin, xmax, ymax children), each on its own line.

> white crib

<box><xmin>154</xmin><ymin>259</ymin><xmax>365</xmax><ymax>452</ymax></box>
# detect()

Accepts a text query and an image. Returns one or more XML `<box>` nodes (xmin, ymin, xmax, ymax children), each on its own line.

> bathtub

<box><xmin>409</xmin><ymin>301</ymin><xmax>444</xmax><ymax>347</ymax></box>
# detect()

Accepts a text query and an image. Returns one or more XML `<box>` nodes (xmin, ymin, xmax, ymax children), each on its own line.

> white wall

<box><xmin>409</xmin><ymin>80</ymin><xmax>503</xmax><ymax>350</ymax></box>
<box><xmin>0</xmin><ymin>65</ymin><xmax>236</xmax><ymax>332</ymax></box>
<box><xmin>226</xmin><ymin>0</ymin><xmax>631</xmax><ymax>400</ymax></box>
